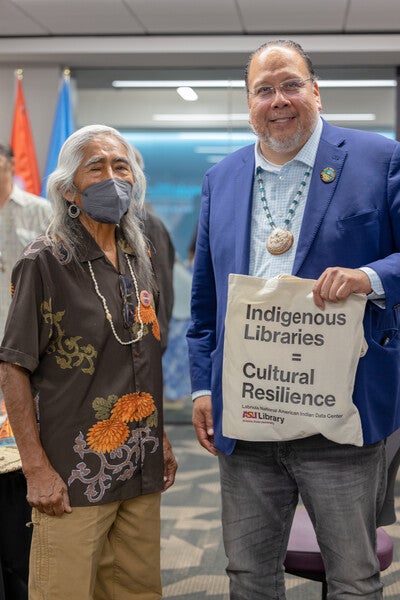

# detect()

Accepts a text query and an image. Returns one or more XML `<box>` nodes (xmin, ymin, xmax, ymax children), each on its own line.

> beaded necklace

<box><xmin>88</xmin><ymin>253</ymin><xmax>144</xmax><ymax>346</ymax></box>
<box><xmin>256</xmin><ymin>165</ymin><xmax>312</xmax><ymax>255</ymax></box>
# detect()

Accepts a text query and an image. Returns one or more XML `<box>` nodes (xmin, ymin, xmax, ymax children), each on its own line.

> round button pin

<box><xmin>320</xmin><ymin>167</ymin><xmax>336</xmax><ymax>183</ymax></box>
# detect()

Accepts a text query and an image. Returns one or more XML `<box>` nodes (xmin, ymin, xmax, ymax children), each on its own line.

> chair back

<box><xmin>378</xmin><ymin>428</ymin><xmax>400</xmax><ymax>526</ymax></box>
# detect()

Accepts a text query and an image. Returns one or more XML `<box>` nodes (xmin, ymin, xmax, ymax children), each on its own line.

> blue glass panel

<box><xmin>121</xmin><ymin>130</ymin><xmax>254</xmax><ymax>259</ymax></box>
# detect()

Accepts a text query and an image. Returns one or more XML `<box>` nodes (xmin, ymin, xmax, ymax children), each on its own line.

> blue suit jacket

<box><xmin>187</xmin><ymin>120</ymin><xmax>400</xmax><ymax>453</ymax></box>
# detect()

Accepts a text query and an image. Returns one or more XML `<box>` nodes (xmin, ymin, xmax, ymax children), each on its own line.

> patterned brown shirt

<box><xmin>0</xmin><ymin>224</ymin><xmax>164</xmax><ymax>506</ymax></box>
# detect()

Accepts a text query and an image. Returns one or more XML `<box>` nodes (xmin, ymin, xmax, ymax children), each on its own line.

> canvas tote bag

<box><xmin>222</xmin><ymin>274</ymin><xmax>367</xmax><ymax>446</ymax></box>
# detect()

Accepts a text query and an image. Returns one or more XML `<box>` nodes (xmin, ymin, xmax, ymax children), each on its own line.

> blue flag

<box><xmin>41</xmin><ymin>72</ymin><xmax>75</xmax><ymax>197</ymax></box>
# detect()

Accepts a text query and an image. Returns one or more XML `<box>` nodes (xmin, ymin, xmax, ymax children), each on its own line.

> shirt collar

<box><xmin>6</xmin><ymin>184</ymin><xmax>31</xmax><ymax>207</ymax></box>
<box><xmin>254</xmin><ymin>115</ymin><xmax>323</xmax><ymax>173</ymax></box>
<box><xmin>74</xmin><ymin>222</ymin><xmax>135</xmax><ymax>263</ymax></box>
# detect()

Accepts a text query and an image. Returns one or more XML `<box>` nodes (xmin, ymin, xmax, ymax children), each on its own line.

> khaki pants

<box><xmin>29</xmin><ymin>492</ymin><xmax>162</xmax><ymax>600</ymax></box>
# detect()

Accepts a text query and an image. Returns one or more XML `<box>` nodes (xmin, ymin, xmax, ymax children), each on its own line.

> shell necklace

<box><xmin>88</xmin><ymin>253</ymin><xmax>144</xmax><ymax>345</ymax></box>
<box><xmin>256</xmin><ymin>165</ymin><xmax>311</xmax><ymax>255</ymax></box>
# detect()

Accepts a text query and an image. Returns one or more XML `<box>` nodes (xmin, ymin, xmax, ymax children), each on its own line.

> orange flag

<box><xmin>10</xmin><ymin>71</ymin><xmax>41</xmax><ymax>195</ymax></box>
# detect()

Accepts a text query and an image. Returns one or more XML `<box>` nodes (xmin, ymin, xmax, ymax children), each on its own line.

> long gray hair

<box><xmin>46</xmin><ymin>124</ymin><xmax>153</xmax><ymax>289</ymax></box>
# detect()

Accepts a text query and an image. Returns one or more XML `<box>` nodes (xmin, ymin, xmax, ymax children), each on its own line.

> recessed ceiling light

<box><xmin>177</xmin><ymin>87</ymin><xmax>198</xmax><ymax>101</ymax></box>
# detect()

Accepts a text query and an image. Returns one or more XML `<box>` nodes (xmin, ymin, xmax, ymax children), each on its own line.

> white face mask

<box><xmin>80</xmin><ymin>178</ymin><xmax>132</xmax><ymax>224</ymax></box>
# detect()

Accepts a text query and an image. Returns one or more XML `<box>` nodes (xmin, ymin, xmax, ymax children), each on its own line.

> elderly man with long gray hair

<box><xmin>0</xmin><ymin>124</ymin><xmax>177</xmax><ymax>600</ymax></box>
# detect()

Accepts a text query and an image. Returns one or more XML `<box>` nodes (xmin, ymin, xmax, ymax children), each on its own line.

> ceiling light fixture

<box><xmin>323</xmin><ymin>113</ymin><xmax>376</xmax><ymax>121</ymax></box>
<box><xmin>177</xmin><ymin>86</ymin><xmax>198</xmax><ymax>101</ymax></box>
<box><xmin>112</xmin><ymin>79</ymin><xmax>395</xmax><ymax>90</ymax></box>
<box><xmin>153</xmin><ymin>113</ymin><xmax>376</xmax><ymax>123</ymax></box>
<box><xmin>317</xmin><ymin>80</ymin><xmax>396</xmax><ymax>88</ymax></box>
<box><xmin>153</xmin><ymin>114</ymin><xmax>249</xmax><ymax>122</ymax></box>
<box><xmin>112</xmin><ymin>79</ymin><xmax>244</xmax><ymax>88</ymax></box>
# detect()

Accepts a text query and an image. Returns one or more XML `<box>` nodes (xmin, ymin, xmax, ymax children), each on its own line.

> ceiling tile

<box><xmin>346</xmin><ymin>0</ymin><xmax>400</xmax><ymax>31</ymax></box>
<box><xmin>11</xmin><ymin>0</ymin><xmax>145</xmax><ymax>35</ymax></box>
<box><xmin>2</xmin><ymin>0</ymin><xmax>400</xmax><ymax>38</ymax></box>
<box><xmin>0</xmin><ymin>0</ymin><xmax>47</xmax><ymax>35</ymax></box>
<box><xmin>124</xmin><ymin>0</ymin><xmax>243</xmax><ymax>33</ymax></box>
<box><xmin>237</xmin><ymin>0</ymin><xmax>349</xmax><ymax>33</ymax></box>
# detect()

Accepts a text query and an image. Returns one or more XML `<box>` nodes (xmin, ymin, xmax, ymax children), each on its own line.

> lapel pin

<box><xmin>320</xmin><ymin>167</ymin><xmax>336</xmax><ymax>183</ymax></box>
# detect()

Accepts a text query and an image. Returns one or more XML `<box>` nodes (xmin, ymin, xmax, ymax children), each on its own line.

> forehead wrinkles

<box><xmin>83</xmin><ymin>155</ymin><xmax>129</xmax><ymax>167</ymax></box>
<box><xmin>79</xmin><ymin>140</ymin><xmax>129</xmax><ymax>167</ymax></box>
<box><xmin>249</xmin><ymin>48</ymin><xmax>308</xmax><ymax>87</ymax></box>
<box><xmin>81</xmin><ymin>135</ymin><xmax>125</xmax><ymax>156</ymax></box>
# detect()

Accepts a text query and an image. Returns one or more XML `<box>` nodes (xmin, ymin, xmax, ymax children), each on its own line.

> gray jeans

<box><xmin>218</xmin><ymin>435</ymin><xmax>386</xmax><ymax>600</ymax></box>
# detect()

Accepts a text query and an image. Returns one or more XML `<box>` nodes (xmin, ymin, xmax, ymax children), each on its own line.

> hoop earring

<box><xmin>67</xmin><ymin>203</ymin><xmax>81</xmax><ymax>219</ymax></box>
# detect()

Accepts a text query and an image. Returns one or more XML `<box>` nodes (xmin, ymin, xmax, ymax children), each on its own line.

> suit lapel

<box><xmin>293</xmin><ymin>124</ymin><xmax>347</xmax><ymax>274</ymax></box>
<box><xmin>233</xmin><ymin>147</ymin><xmax>255</xmax><ymax>274</ymax></box>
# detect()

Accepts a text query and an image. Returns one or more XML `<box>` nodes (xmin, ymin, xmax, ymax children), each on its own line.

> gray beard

<box><xmin>250</xmin><ymin>117</ymin><xmax>318</xmax><ymax>157</ymax></box>
<box><xmin>261</xmin><ymin>129</ymin><xmax>304</xmax><ymax>155</ymax></box>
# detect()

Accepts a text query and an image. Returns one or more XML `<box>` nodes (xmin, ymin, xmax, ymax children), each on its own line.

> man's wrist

<box><xmin>192</xmin><ymin>390</ymin><xmax>211</xmax><ymax>402</ymax></box>
<box><xmin>359</xmin><ymin>266</ymin><xmax>385</xmax><ymax>298</ymax></box>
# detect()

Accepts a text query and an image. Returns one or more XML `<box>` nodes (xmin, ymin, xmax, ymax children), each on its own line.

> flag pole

<box><xmin>41</xmin><ymin>68</ymin><xmax>75</xmax><ymax>197</ymax></box>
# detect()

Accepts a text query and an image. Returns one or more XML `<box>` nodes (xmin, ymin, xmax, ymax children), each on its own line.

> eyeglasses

<box><xmin>248</xmin><ymin>77</ymin><xmax>313</xmax><ymax>99</ymax></box>
<box><xmin>119</xmin><ymin>273</ymin><xmax>136</xmax><ymax>329</ymax></box>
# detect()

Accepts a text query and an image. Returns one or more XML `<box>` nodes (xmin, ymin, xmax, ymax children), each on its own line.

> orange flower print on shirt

<box><xmin>86</xmin><ymin>390</ymin><xmax>156</xmax><ymax>455</ymax></box>
<box><xmin>151</xmin><ymin>318</ymin><xmax>161</xmax><ymax>341</ymax></box>
<box><xmin>135</xmin><ymin>290</ymin><xmax>160</xmax><ymax>341</ymax></box>
<box><xmin>87</xmin><ymin>418</ymin><xmax>130</xmax><ymax>453</ymax></box>
<box><xmin>111</xmin><ymin>392</ymin><xmax>155</xmax><ymax>423</ymax></box>
<box><xmin>133</xmin><ymin>392</ymin><xmax>156</xmax><ymax>420</ymax></box>
<box><xmin>136</xmin><ymin>303</ymin><xmax>156</xmax><ymax>325</ymax></box>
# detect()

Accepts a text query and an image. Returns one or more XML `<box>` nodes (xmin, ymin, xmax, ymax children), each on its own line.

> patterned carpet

<box><xmin>161</xmin><ymin>417</ymin><xmax>400</xmax><ymax>599</ymax></box>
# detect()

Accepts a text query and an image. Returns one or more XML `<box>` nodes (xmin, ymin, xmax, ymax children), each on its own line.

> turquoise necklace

<box><xmin>256</xmin><ymin>165</ymin><xmax>312</xmax><ymax>255</ymax></box>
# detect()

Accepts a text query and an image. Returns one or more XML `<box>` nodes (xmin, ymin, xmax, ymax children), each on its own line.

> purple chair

<box><xmin>284</xmin><ymin>429</ymin><xmax>400</xmax><ymax>599</ymax></box>
<box><xmin>284</xmin><ymin>508</ymin><xmax>393</xmax><ymax>599</ymax></box>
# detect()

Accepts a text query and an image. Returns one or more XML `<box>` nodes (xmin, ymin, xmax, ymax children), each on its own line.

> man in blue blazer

<box><xmin>187</xmin><ymin>39</ymin><xmax>400</xmax><ymax>599</ymax></box>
